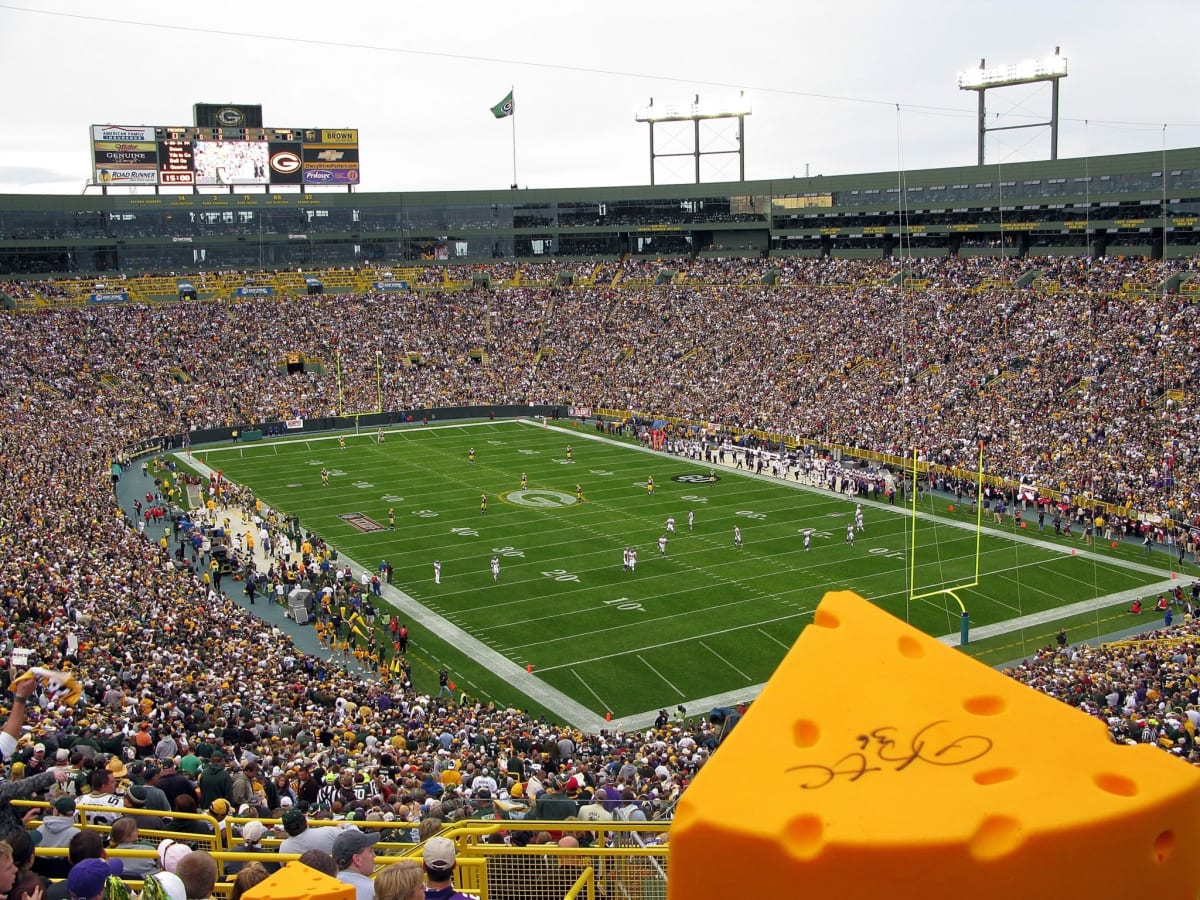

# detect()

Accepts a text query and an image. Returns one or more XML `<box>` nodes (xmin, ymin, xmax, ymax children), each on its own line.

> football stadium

<box><xmin>4</xmin><ymin>28</ymin><xmax>1200</xmax><ymax>900</ymax></box>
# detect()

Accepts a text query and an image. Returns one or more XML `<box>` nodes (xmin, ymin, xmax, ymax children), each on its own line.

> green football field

<box><xmin>193</xmin><ymin>419</ymin><xmax>1183</xmax><ymax>729</ymax></box>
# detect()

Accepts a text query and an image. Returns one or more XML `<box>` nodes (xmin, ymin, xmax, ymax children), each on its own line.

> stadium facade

<box><xmin>0</xmin><ymin>147</ymin><xmax>1197</xmax><ymax>277</ymax></box>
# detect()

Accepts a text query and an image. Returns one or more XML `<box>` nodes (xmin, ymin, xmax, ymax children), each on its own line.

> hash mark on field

<box><xmin>700</xmin><ymin>641</ymin><xmax>752</xmax><ymax>681</ymax></box>
<box><xmin>637</xmin><ymin>654</ymin><xmax>684</xmax><ymax>697</ymax></box>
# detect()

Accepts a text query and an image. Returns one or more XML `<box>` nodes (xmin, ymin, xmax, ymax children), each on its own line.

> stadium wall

<box><xmin>1</xmin><ymin>148</ymin><xmax>1198</xmax><ymax>276</ymax></box>
<box><xmin>138</xmin><ymin>405</ymin><xmax>584</xmax><ymax>454</ymax></box>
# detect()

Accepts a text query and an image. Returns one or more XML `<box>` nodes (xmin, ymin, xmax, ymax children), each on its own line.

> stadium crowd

<box><xmin>5</xmin><ymin>253</ymin><xmax>1199</xmax><ymax>519</ymax></box>
<box><xmin>0</xmin><ymin>254</ymin><xmax>1198</xmax><ymax>895</ymax></box>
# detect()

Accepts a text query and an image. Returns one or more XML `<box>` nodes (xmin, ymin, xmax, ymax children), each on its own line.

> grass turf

<box><xmin>195</xmin><ymin>419</ymin><xmax>1183</xmax><ymax>721</ymax></box>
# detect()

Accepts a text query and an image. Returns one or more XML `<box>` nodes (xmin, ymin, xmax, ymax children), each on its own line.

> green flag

<box><xmin>491</xmin><ymin>90</ymin><xmax>514</xmax><ymax>118</ymax></box>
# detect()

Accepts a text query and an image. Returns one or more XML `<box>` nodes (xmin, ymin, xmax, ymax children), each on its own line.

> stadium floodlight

<box><xmin>635</xmin><ymin>94</ymin><xmax>753</xmax><ymax>123</ymax></box>
<box><xmin>956</xmin><ymin>48</ymin><xmax>1068</xmax><ymax>164</ymax></box>
<box><xmin>956</xmin><ymin>54</ymin><xmax>1068</xmax><ymax>90</ymax></box>
<box><xmin>634</xmin><ymin>93</ymin><xmax>752</xmax><ymax>185</ymax></box>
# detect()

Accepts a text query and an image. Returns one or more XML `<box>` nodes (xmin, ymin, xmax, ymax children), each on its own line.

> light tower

<box><xmin>957</xmin><ymin>48</ymin><xmax>1068</xmax><ymax>165</ymax></box>
<box><xmin>635</xmin><ymin>93</ymin><xmax>752</xmax><ymax>185</ymax></box>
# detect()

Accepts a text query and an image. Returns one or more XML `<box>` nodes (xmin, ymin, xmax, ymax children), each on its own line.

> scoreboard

<box><xmin>157</xmin><ymin>126</ymin><xmax>306</xmax><ymax>142</ymax></box>
<box><xmin>90</xmin><ymin>124</ymin><xmax>360</xmax><ymax>187</ymax></box>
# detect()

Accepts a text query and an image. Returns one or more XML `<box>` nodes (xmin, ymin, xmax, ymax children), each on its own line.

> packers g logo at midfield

<box><xmin>502</xmin><ymin>489</ymin><xmax>579</xmax><ymax>508</ymax></box>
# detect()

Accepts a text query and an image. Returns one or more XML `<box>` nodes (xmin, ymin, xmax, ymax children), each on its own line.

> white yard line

<box><xmin>637</xmin><ymin>654</ymin><xmax>685</xmax><ymax>697</ymax></box>
<box><xmin>532</xmin><ymin>611</ymin><xmax>812</xmax><ymax>674</ymax></box>
<box><xmin>573</xmin><ymin>670</ymin><xmax>614</xmax><ymax>712</ymax></box>
<box><xmin>699</xmin><ymin>640</ymin><xmax>752</xmax><ymax>682</ymax></box>
<box><xmin>757</xmin><ymin>627</ymin><xmax>793</xmax><ymax>649</ymax></box>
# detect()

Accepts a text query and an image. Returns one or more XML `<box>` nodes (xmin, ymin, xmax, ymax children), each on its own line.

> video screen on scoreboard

<box><xmin>192</xmin><ymin>140</ymin><xmax>270</xmax><ymax>185</ymax></box>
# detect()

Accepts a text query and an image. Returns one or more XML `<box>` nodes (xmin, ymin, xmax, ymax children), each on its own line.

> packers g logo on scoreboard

<box><xmin>270</xmin><ymin>151</ymin><xmax>301</xmax><ymax>175</ymax></box>
<box><xmin>216</xmin><ymin>107</ymin><xmax>246</xmax><ymax>127</ymax></box>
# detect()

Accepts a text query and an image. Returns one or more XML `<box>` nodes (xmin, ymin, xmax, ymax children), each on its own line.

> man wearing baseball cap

<box><xmin>278</xmin><ymin>807</ymin><xmax>342</xmax><ymax>856</ymax></box>
<box><xmin>333</xmin><ymin>829</ymin><xmax>380</xmax><ymax>899</ymax></box>
<box><xmin>422</xmin><ymin>836</ymin><xmax>470</xmax><ymax>900</ymax></box>
<box><xmin>154</xmin><ymin>757</ymin><xmax>197</xmax><ymax>810</ymax></box>
<box><xmin>35</xmin><ymin>797</ymin><xmax>80</xmax><ymax>878</ymax></box>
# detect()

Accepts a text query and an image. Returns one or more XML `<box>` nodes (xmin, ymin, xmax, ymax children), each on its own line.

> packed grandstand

<box><xmin>0</xmin><ymin>251</ymin><xmax>1199</xmax><ymax>896</ymax></box>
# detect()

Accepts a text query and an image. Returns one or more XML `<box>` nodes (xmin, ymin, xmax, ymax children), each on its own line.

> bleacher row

<box><xmin>8</xmin><ymin>253</ymin><xmax>1195</xmax><ymax>309</ymax></box>
<box><xmin>2</xmin><ymin>262</ymin><xmax>628</xmax><ymax>307</ymax></box>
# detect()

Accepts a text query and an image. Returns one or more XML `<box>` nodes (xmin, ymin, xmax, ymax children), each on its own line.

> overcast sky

<box><xmin>1</xmin><ymin>1</ymin><xmax>1196</xmax><ymax>195</ymax></box>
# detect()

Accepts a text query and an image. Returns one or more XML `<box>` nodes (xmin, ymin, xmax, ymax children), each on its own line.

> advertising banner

<box><xmin>303</xmin><ymin>168</ymin><xmax>359</xmax><ymax>185</ymax></box>
<box><xmin>94</xmin><ymin>148</ymin><xmax>157</xmax><ymax>167</ymax></box>
<box><xmin>91</xmin><ymin>125</ymin><xmax>157</xmax><ymax>142</ymax></box>
<box><xmin>96</xmin><ymin>169</ymin><xmax>159</xmax><ymax>185</ymax></box>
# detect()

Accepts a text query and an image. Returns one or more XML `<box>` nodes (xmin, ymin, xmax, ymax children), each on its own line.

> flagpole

<box><xmin>510</xmin><ymin>86</ymin><xmax>517</xmax><ymax>188</ymax></box>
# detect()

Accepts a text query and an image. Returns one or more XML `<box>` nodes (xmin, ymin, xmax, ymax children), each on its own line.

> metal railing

<box><xmin>23</xmin><ymin>801</ymin><xmax>670</xmax><ymax>900</ymax></box>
